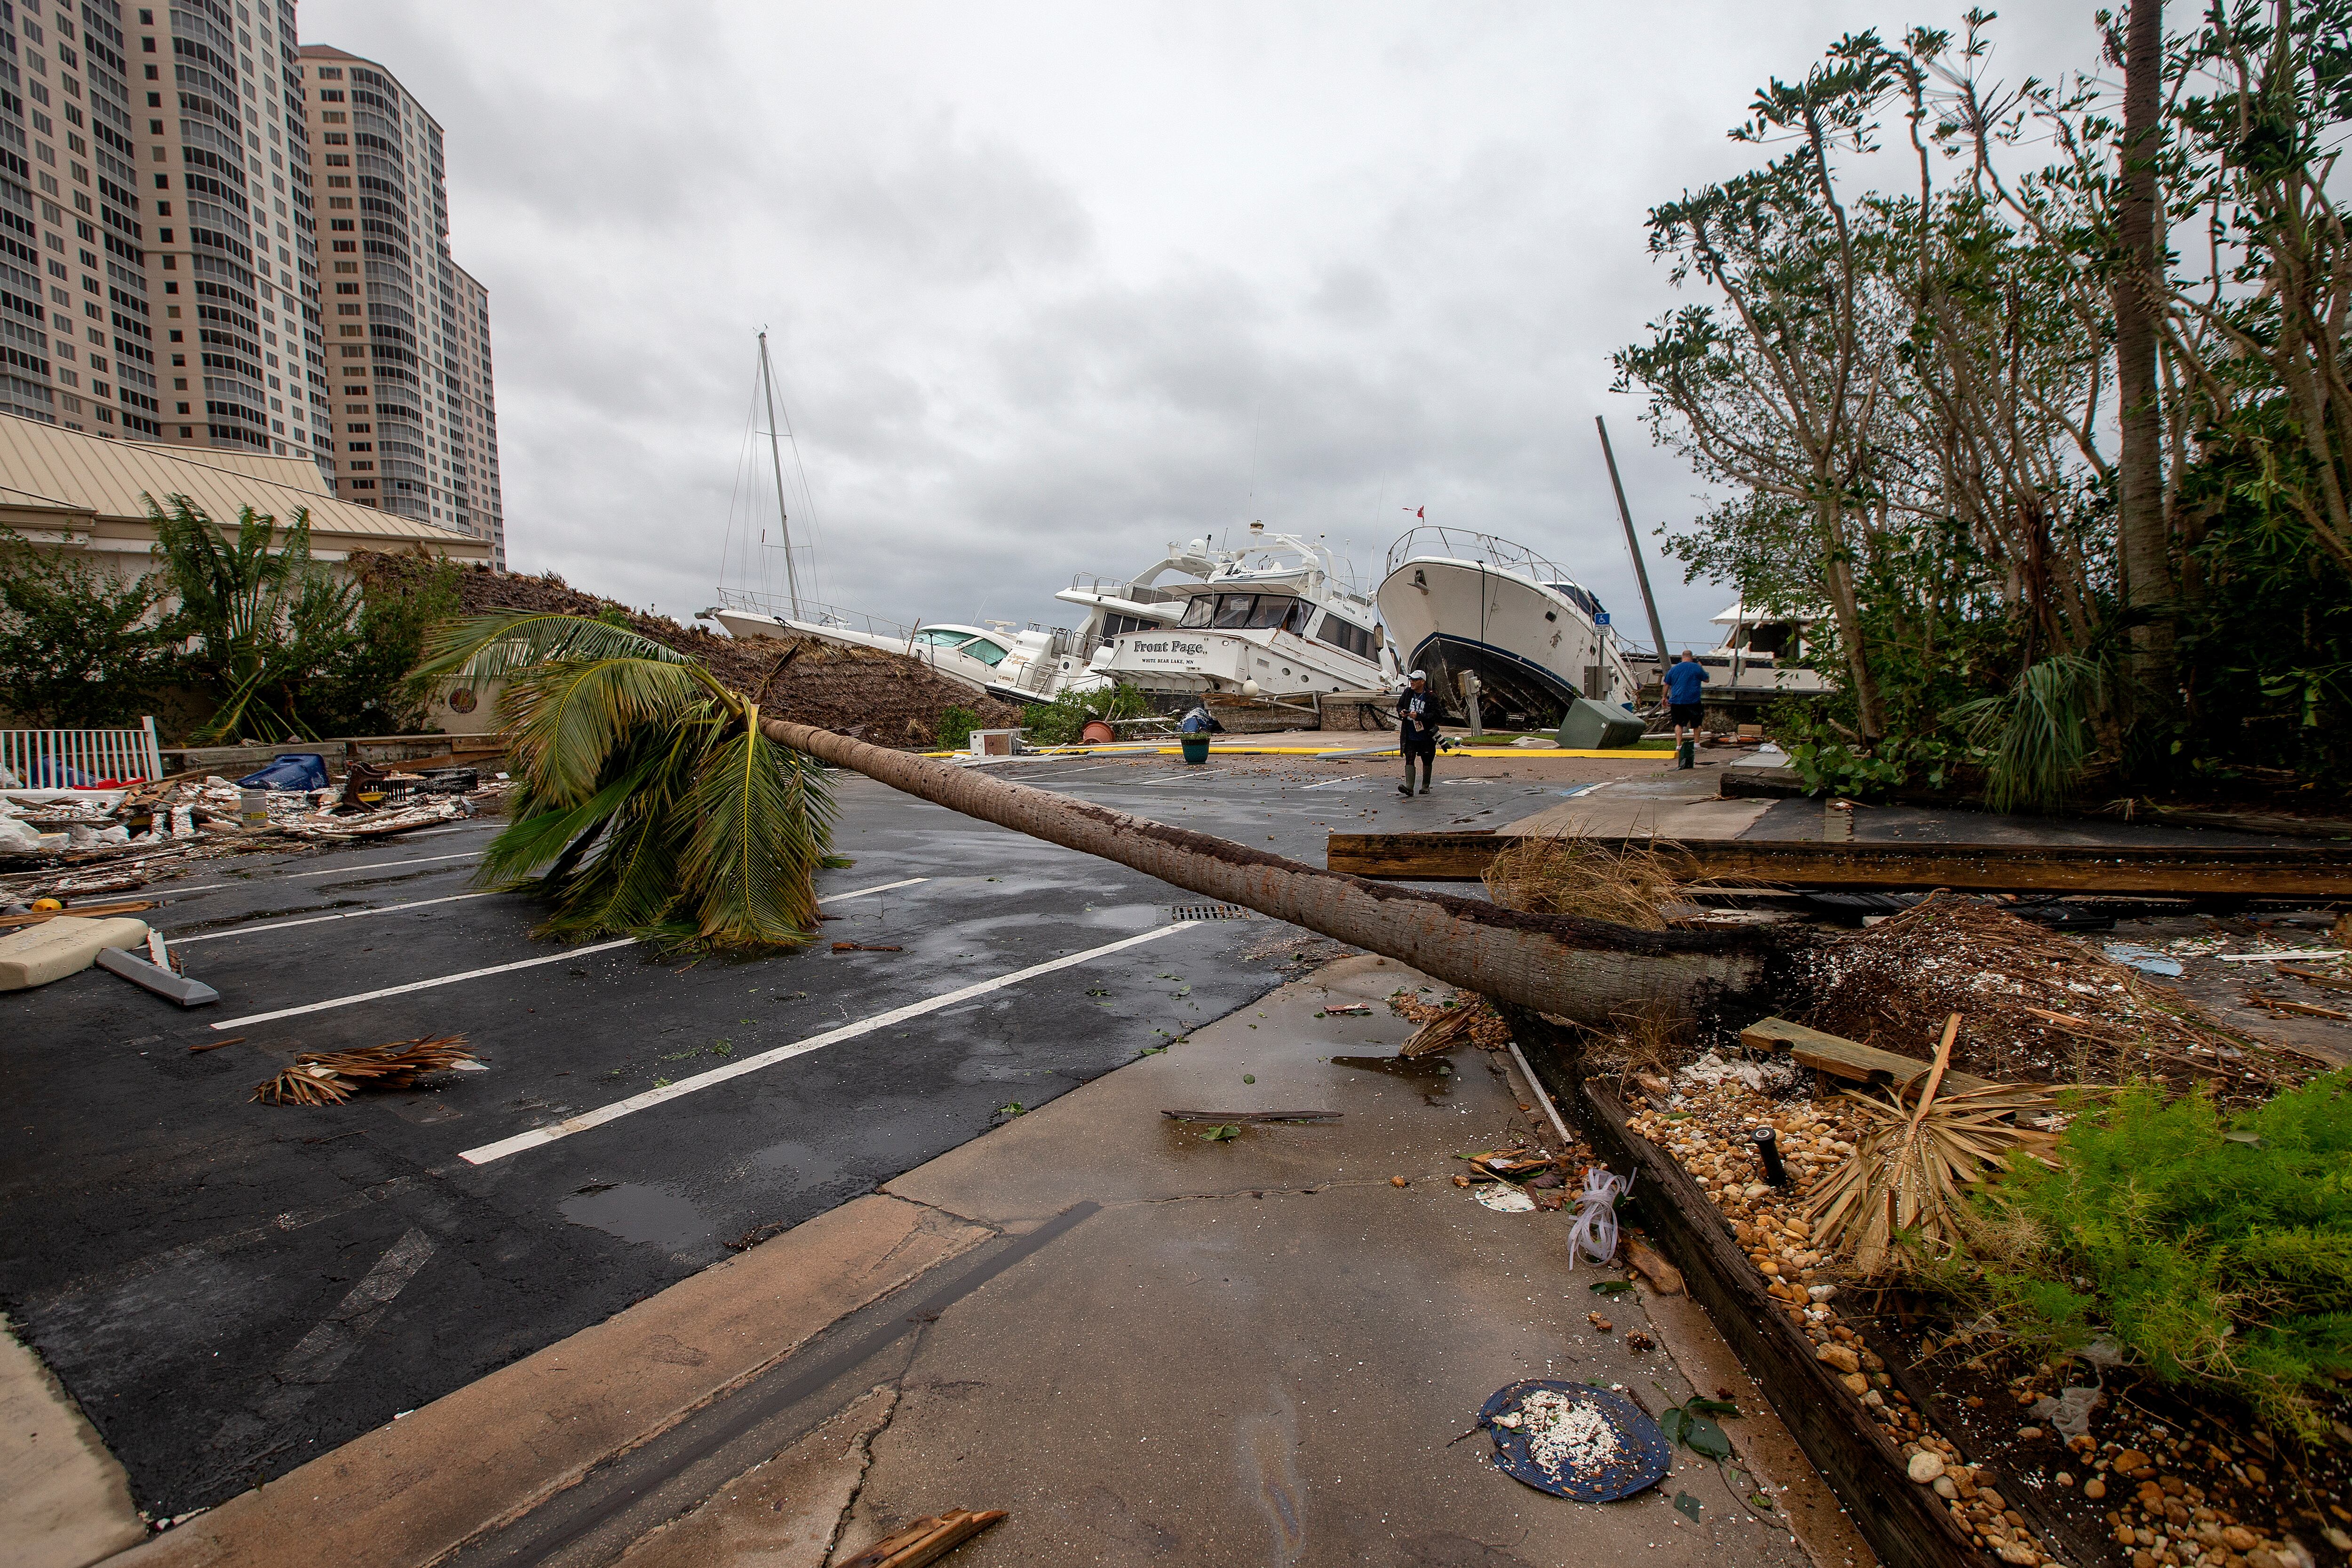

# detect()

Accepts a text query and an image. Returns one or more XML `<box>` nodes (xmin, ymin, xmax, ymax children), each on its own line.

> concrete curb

<box><xmin>96</xmin><ymin>1195</ymin><xmax>986</xmax><ymax>1568</ymax></box>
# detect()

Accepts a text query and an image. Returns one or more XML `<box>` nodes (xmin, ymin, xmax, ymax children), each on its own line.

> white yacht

<box><xmin>1695</xmin><ymin>599</ymin><xmax>1830</xmax><ymax>692</ymax></box>
<box><xmin>1080</xmin><ymin>524</ymin><xmax>1391</xmax><ymax>697</ymax></box>
<box><xmin>1375</xmin><ymin>527</ymin><xmax>1641</xmax><ymax>728</ymax></box>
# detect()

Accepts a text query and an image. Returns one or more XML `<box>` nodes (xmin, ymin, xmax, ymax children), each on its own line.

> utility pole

<box><xmin>1597</xmin><ymin>416</ymin><xmax>1670</xmax><ymax>673</ymax></box>
<box><xmin>758</xmin><ymin>330</ymin><xmax>803</xmax><ymax>619</ymax></box>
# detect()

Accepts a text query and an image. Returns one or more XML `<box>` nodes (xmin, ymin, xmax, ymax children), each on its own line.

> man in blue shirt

<box><xmin>1664</xmin><ymin>651</ymin><xmax>1708</xmax><ymax>770</ymax></box>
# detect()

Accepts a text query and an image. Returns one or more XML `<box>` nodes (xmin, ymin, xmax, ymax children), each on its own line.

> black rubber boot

<box><xmin>1677</xmin><ymin>740</ymin><xmax>1696</xmax><ymax>770</ymax></box>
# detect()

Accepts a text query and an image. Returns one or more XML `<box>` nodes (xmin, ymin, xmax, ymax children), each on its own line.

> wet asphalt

<box><xmin>0</xmin><ymin>755</ymin><xmax>1553</xmax><ymax>1519</ymax></box>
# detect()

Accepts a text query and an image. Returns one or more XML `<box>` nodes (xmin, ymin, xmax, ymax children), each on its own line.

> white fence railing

<box><xmin>0</xmin><ymin>716</ymin><xmax>165</xmax><ymax>787</ymax></box>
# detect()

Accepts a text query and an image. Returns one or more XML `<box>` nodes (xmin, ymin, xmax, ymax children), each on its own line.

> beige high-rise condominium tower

<box><xmin>296</xmin><ymin>44</ymin><xmax>501</xmax><ymax>565</ymax></box>
<box><xmin>0</xmin><ymin>2</ymin><xmax>504</xmax><ymax>566</ymax></box>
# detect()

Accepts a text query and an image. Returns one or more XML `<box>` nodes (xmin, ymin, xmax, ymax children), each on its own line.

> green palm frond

<box><xmin>437</xmin><ymin>618</ymin><xmax>835</xmax><ymax>952</ymax></box>
<box><xmin>417</xmin><ymin>612</ymin><xmax>698</xmax><ymax>689</ymax></box>
<box><xmin>679</xmin><ymin>717</ymin><xmax>832</xmax><ymax>946</ymax></box>
<box><xmin>1947</xmin><ymin>652</ymin><xmax>2108</xmax><ymax>815</ymax></box>
<box><xmin>501</xmin><ymin>655</ymin><xmax>716</xmax><ymax>804</ymax></box>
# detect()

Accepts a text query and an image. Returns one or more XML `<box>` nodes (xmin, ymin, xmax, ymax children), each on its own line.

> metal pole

<box><xmin>758</xmin><ymin>331</ymin><xmax>802</xmax><ymax>619</ymax></box>
<box><xmin>1596</xmin><ymin>415</ymin><xmax>1670</xmax><ymax>674</ymax></box>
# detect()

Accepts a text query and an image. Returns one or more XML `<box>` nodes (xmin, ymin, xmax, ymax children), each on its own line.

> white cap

<box><xmin>1408</xmin><ymin>669</ymin><xmax>1427</xmax><ymax>679</ymax></box>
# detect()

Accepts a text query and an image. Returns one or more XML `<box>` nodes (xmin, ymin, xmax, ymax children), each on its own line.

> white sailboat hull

<box><xmin>708</xmin><ymin>608</ymin><xmax>1002</xmax><ymax>696</ymax></box>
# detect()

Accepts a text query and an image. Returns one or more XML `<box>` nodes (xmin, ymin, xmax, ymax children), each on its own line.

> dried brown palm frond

<box><xmin>1480</xmin><ymin>831</ymin><xmax>1694</xmax><ymax>929</ymax></box>
<box><xmin>1803</xmin><ymin>1014</ymin><xmax>2057</xmax><ymax>1276</ymax></box>
<box><xmin>254</xmin><ymin>1034</ymin><xmax>477</xmax><ymax>1106</ymax></box>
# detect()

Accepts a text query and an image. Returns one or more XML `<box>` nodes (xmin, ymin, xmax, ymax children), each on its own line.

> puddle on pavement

<box><xmin>1330</xmin><ymin>1053</ymin><xmax>1455</xmax><ymax>1103</ymax></box>
<box><xmin>559</xmin><ymin>1182</ymin><xmax>709</xmax><ymax>1250</ymax></box>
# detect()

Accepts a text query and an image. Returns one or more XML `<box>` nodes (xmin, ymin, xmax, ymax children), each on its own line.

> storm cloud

<box><xmin>302</xmin><ymin>1</ymin><xmax>2104</xmax><ymax>647</ymax></box>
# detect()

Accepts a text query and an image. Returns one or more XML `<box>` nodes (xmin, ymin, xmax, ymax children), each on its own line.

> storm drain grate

<box><xmin>1171</xmin><ymin>903</ymin><xmax>1255</xmax><ymax>922</ymax></box>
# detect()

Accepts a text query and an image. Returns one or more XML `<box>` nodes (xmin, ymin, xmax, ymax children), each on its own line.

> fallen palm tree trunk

<box><xmin>760</xmin><ymin>721</ymin><xmax>1789</xmax><ymax>1026</ymax></box>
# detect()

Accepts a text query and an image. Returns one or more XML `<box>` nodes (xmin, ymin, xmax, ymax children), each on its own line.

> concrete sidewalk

<box><xmin>89</xmin><ymin>955</ymin><xmax>1867</xmax><ymax>1568</ymax></box>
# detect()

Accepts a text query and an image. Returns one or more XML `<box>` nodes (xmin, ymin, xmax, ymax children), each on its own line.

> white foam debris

<box><xmin>1676</xmin><ymin>1050</ymin><xmax>1800</xmax><ymax>1094</ymax></box>
<box><xmin>1517</xmin><ymin>1389</ymin><xmax>1620</xmax><ymax>1477</ymax></box>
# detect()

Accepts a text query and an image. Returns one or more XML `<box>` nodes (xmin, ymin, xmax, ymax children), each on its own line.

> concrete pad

<box><xmin>103</xmin><ymin>1194</ymin><xmax>987</xmax><ymax>1568</ymax></box>
<box><xmin>882</xmin><ymin>955</ymin><xmax>1459</xmax><ymax>1223</ymax></box>
<box><xmin>0</xmin><ymin>1312</ymin><xmax>147</xmax><ymax>1568</ymax></box>
<box><xmin>829</xmin><ymin>963</ymin><xmax>1815</xmax><ymax>1568</ymax></box>
<box><xmin>615</xmin><ymin>1385</ymin><xmax>899</xmax><ymax>1568</ymax></box>
<box><xmin>1500</xmin><ymin>769</ymin><xmax>1773</xmax><ymax>842</ymax></box>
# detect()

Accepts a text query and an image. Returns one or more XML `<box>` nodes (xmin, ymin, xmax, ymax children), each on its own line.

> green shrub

<box><xmin>1968</xmin><ymin>1072</ymin><xmax>2352</xmax><ymax>1438</ymax></box>
<box><xmin>935</xmin><ymin>706</ymin><xmax>978</xmax><ymax>750</ymax></box>
<box><xmin>1019</xmin><ymin>683</ymin><xmax>1149</xmax><ymax>748</ymax></box>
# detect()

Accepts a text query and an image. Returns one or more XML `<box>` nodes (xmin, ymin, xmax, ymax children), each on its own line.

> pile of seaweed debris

<box><xmin>1794</xmin><ymin>894</ymin><xmax>2303</xmax><ymax>1104</ymax></box>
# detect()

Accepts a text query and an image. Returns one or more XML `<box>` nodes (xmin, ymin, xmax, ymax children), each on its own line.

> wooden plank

<box><xmin>1326</xmin><ymin>830</ymin><xmax>2352</xmax><ymax>895</ymax></box>
<box><xmin>1739</xmin><ymin>1016</ymin><xmax>1998</xmax><ymax>1097</ymax></box>
<box><xmin>0</xmin><ymin>899</ymin><xmax>156</xmax><ymax>929</ymax></box>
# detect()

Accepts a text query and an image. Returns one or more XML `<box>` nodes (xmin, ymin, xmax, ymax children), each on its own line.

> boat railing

<box><xmin>714</xmin><ymin>589</ymin><xmax>920</xmax><ymax>646</ymax></box>
<box><xmin>1384</xmin><ymin>526</ymin><xmax>1569</xmax><ymax>585</ymax></box>
<box><xmin>1066</xmin><ymin>573</ymin><xmax>1176</xmax><ymax>605</ymax></box>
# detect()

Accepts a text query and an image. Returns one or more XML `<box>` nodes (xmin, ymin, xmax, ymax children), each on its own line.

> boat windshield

<box><xmin>1546</xmin><ymin>581</ymin><xmax>1604</xmax><ymax>620</ymax></box>
<box><xmin>912</xmin><ymin>629</ymin><xmax>977</xmax><ymax>649</ymax></box>
<box><xmin>1247</xmin><ymin>595</ymin><xmax>1305</xmax><ymax>629</ymax></box>
<box><xmin>1176</xmin><ymin>592</ymin><xmax>1307</xmax><ymax>629</ymax></box>
<box><xmin>961</xmin><ymin>639</ymin><xmax>1008</xmax><ymax>666</ymax></box>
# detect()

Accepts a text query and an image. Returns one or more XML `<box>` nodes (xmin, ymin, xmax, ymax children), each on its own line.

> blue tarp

<box><xmin>236</xmin><ymin>753</ymin><xmax>330</xmax><ymax>791</ymax></box>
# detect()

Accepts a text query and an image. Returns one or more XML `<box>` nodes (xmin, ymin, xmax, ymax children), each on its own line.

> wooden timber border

<box><xmin>1326</xmin><ymin>831</ymin><xmax>2352</xmax><ymax>897</ymax></box>
<box><xmin>1507</xmin><ymin>1019</ymin><xmax>2003</xmax><ymax>1568</ymax></box>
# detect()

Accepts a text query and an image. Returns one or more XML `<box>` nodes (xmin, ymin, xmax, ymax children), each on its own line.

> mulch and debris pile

<box><xmin>1625</xmin><ymin>1061</ymin><xmax>2323</xmax><ymax>1568</ymax></box>
<box><xmin>355</xmin><ymin>551</ymin><xmax>1022</xmax><ymax>747</ymax></box>
<box><xmin>1795</xmin><ymin>894</ymin><xmax>2308</xmax><ymax>1104</ymax></box>
<box><xmin>1388</xmin><ymin>984</ymin><xmax>1513</xmax><ymax>1052</ymax></box>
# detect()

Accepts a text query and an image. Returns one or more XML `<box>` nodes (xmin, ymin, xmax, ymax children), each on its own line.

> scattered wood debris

<box><xmin>1388</xmin><ymin>987</ymin><xmax>1512</xmax><ymax>1052</ymax></box>
<box><xmin>1160</xmin><ymin>1109</ymin><xmax>1341</xmax><ymax>1123</ymax></box>
<box><xmin>834</xmin><ymin>1506</ymin><xmax>1007</xmax><ymax>1568</ymax></box>
<box><xmin>254</xmin><ymin>1035</ymin><xmax>477</xmax><ymax>1106</ymax></box>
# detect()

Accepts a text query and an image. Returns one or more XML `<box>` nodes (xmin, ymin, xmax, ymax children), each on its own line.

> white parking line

<box><xmin>1092</xmin><ymin>769</ymin><xmax>1229</xmax><ymax>788</ymax></box>
<box><xmin>200</xmin><ymin>878</ymin><xmax>929</xmax><ymax>1022</ymax></box>
<box><xmin>170</xmin><ymin>890</ymin><xmax>496</xmax><ymax>944</ymax></box>
<box><xmin>459</xmin><ymin>922</ymin><xmax>1188</xmax><ymax>1165</ymax></box>
<box><xmin>210</xmin><ymin>939</ymin><xmax>639</xmax><ymax>1029</ymax></box>
<box><xmin>283</xmin><ymin>851</ymin><xmax>482</xmax><ymax>879</ymax></box>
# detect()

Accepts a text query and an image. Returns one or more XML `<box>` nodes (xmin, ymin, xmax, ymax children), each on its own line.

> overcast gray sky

<box><xmin>303</xmin><ymin>0</ymin><xmax>2103</xmax><ymax>651</ymax></box>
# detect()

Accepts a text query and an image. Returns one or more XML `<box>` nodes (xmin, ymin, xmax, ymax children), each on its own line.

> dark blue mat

<box><xmin>1478</xmin><ymin>1378</ymin><xmax>1672</xmax><ymax>1501</ymax></box>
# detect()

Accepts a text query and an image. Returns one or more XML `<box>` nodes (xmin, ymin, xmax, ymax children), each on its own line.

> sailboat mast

<box><xmin>758</xmin><ymin>331</ymin><xmax>803</xmax><ymax>618</ymax></box>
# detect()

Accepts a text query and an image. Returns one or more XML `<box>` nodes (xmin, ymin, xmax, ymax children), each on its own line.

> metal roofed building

<box><xmin>0</xmin><ymin>405</ymin><xmax>490</xmax><ymax>570</ymax></box>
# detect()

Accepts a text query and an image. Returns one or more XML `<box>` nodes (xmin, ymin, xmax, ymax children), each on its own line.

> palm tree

<box><xmin>429</xmin><ymin>616</ymin><xmax>1778</xmax><ymax>1015</ymax></box>
<box><xmin>754</xmin><ymin>717</ymin><xmax>1776</xmax><ymax>1025</ymax></box>
<box><xmin>418</xmin><ymin>612</ymin><xmax>836</xmax><ymax>948</ymax></box>
<box><xmin>149</xmin><ymin>497</ymin><xmax>362</xmax><ymax>743</ymax></box>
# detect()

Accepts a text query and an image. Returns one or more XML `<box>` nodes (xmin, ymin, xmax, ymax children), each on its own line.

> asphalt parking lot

<box><xmin>0</xmin><ymin>753</ymin><xmax>1572</xmax><ymax>1519</ymax></box>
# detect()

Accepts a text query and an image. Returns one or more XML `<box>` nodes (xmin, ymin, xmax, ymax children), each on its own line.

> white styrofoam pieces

<box><xmin>0</xmin><ymin>916</ymin><xmax>151</xmax><ymax>991</ymax></box>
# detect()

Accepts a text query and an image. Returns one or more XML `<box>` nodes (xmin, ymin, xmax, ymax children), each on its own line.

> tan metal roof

<box><xmin>0</xmin><ymin>412</ymin><xmax>488</xmax><ymax>554</ymax></box>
